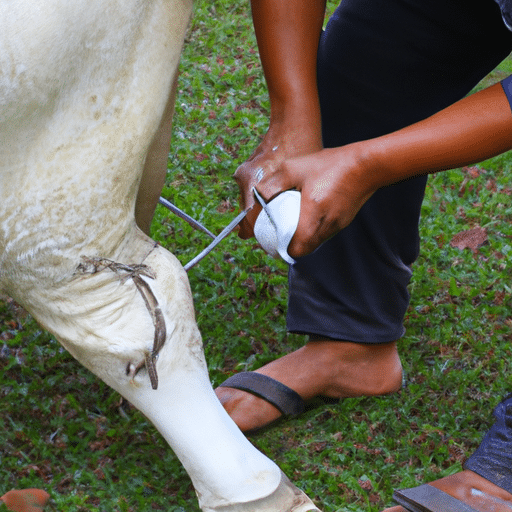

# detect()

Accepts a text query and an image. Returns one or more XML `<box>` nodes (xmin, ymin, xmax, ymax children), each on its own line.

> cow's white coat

<box><xmin>0</xmin><ymin>1</ymin><xmax>321</xmax><ymax>510</ymax></box>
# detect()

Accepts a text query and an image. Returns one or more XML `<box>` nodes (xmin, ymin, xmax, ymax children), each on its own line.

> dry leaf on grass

<box><xmin>450</xmin><ymin>226</ymin><xmax>488</xmax><ymax>251</ymax></box>
<box><xmin>0</xmin><ymin>489</ymin><xmax>50</xmax><ymax>512</ymax></box>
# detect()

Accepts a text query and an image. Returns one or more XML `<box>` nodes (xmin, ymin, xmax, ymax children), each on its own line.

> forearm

<box><xmin>250</xmin><ymin>0</ymin><xmax>326</xmax><ymax>127</ymax></box>
<box><xmin>363</xmin><ymin>82</ymin><xmax>512</xmax><ymax>190</ymax></box>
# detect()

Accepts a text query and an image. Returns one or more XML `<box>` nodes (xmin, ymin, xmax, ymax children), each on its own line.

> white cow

<box><xmin>0</xmin><ymin>1</ymin><xmax>321</xmax><ymax>511</ymax></box>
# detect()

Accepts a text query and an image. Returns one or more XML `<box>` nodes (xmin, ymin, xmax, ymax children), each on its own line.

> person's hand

<box><xmin>255</xmin><ymin>143</ymin><xmax>377</xmax><ymax>258</ymax></box>
<box><xmin>234</xmin><ymin>120</ymin><xmax>323</xmax><ymax>239</ymax></box>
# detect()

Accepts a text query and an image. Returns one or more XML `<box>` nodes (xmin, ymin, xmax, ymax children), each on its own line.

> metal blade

<box><xmin>184</xmin><ymin>208</ymin><xmax>250</xmax><ymax>271</ymax></box>
<box><xmin>159</xmin><ymin>196</ymin><xmax>216</xmax><ymax>239</ymax></box>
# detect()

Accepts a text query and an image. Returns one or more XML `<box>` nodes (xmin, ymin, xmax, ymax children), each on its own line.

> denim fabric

<box><xmin>494</xmin><ymin>0</ymin><xmax>512</xmax><ymax>30</ymax></box>
<box><xmin>465</xmin><ymin>394</ymin><xmax>512</xmax><ymax>494</ymax></box>
<box><xmin>501</xmin><ymin>74</ymin><xmax>512</xmax><ymax>112</ymax></box>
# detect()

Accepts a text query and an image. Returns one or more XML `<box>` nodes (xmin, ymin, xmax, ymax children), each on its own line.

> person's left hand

<box><xmin>255</xmin><ymin>143</ymin><xmax>377</xmax><ymax>258</ymax></box>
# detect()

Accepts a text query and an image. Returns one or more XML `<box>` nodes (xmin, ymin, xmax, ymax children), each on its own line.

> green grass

<box><xmin>1</xmin><ymin>2</ymin><xmax>511</xmax><ymax>511</ymax></box>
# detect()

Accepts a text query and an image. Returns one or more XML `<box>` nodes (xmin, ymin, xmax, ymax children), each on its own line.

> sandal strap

<box><xmin>219</xmin><ymin>371</ymin><xmax>305</xmax><ymax>417</ymax></box>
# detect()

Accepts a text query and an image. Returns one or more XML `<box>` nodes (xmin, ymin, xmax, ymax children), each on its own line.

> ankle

<box><xmin>308</xmin><ymin>339</ymin><xmax>403</xmax><ymax>398</ymax></box>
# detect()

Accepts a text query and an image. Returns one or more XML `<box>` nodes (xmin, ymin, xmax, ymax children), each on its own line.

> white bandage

<box><xmin>253</xmin><ymin>189</ymin><xmax>301</xmax><ymax>265</ymax></box>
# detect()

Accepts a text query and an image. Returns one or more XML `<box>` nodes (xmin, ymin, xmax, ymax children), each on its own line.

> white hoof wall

<box><xmin>205</xmin><ymin>471</ymin><xmax>322</xmax><ymax>511</ymax></box>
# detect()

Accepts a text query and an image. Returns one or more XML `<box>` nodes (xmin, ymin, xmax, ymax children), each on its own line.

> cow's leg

<box><xmin>135</xmin><ymin>73</ymin><xmax>179</xmax><ymax>235</ymax></box>
<box><xmin>113</xmin><ymin>242</ymin><xmax>322</xmax><ymax>512</ymax></box>
<box><xmin>27</xmin><ymin>228</ymin><xmax>320</xmax><ymax>511</ymax></box>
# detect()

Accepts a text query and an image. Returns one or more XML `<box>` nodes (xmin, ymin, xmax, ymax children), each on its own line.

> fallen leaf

<box><xmin>0</xmin><ymin>489</ymin><xmax>50</xmax><ymax>512</ymax></box>
<box><xmin>358</xmin><ymin>478</ymin><xmax>373</xmax><ymax>491</ymax></box>
<box><xmin>485</xmin><ymin>178</ymin><xmax>498</xmax><ymax>192</ymax></box>
<box><xmin>369</xmin><ymin>493</ymin><xmax>381</xmax><ymax>503</ymax></box>
<box><xmin>450</xmin><ymin>226</ymin><xmax>488</xmax><ymax>252</ymax></box>
<box><xmin>462</xmin><ymin>166</ymin><xmax>481</xmax><ymax>178</ymax></box>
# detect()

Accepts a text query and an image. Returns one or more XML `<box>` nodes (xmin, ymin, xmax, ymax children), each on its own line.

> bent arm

<box><xmin>234</xmin><ymin>0</ymin><xmax>326</xmax><ymax>237</ymax></box>
<box><xmin>285</xmin><ymin>80</ymin><xmax>512</xmax><ymax>256</ymax></box>
<box><xmin>366</xmin><ymin>81</ymin><xmax>512</xmax><ymax>188</ymax></box>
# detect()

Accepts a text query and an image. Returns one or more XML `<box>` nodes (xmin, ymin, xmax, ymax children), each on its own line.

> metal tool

<box><xmin>158</xmin><ymin>197</ymin><xmax>215</xmax><ymax>239</ymax></box>
<box><xmin>159</xmin><ymin>196</ymin><xmax>250</xmax><ymax>271</ymax></box>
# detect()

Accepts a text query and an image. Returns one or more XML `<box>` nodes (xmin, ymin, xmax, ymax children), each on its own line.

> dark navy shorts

<box><xmin>287</xmin><ymin>0</ymin><xmax>512</xmax><ymax>342</ymax></box>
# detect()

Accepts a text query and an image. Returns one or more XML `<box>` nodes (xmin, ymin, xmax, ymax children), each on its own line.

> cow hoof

<box><xmin>205</xmin><ymin>471</ymin><xmax>322</xmax><ymax>511</ymax></box>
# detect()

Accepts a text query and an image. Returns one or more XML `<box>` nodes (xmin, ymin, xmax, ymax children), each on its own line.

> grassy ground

<box><xmin>1</xmin><ymin>2</ymin><xmax>511</xmax><ymax>511</ymax></box>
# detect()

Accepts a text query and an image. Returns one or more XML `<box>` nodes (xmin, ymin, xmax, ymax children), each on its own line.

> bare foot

<box><xmin>215</xmin><ymin>338</ymin><xmax>403</xmax><ymax>432</ymax></box>
<box><xmin>381</xmin><ymin>470</ymin><xmax>512</xmax><ymax>512</ymax></box>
